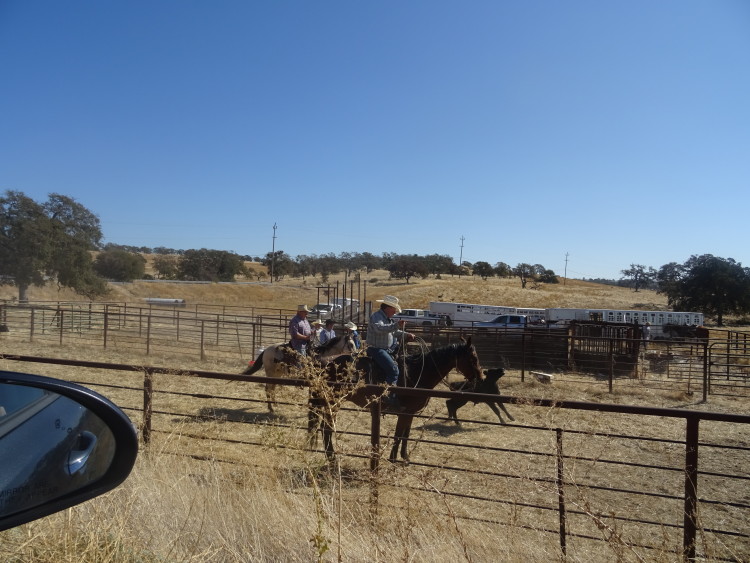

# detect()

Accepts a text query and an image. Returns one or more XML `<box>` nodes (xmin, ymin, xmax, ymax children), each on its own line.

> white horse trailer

<box><xmin>429</xmin><ymin>301</ymin><xmax>703</xmax><ymax>336</ymax></box>
<box><xmin>545</xmin><ymin>308</ymin><xmax>704</xmax><ymax>336</ymax></box>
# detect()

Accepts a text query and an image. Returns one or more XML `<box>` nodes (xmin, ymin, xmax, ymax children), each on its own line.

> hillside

<box><xmin>0</xmin><ymin>269</ymin><xmax>669</xmax><ymax>315</ymax></box>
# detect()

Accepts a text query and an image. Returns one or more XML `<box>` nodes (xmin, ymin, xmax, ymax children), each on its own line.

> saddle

<box><xmin>365</xmin><ymin>350</ymin><xmax>408</xmax><ymax>385</ymax></box>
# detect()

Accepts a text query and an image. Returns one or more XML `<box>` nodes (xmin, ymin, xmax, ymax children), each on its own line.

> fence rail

<box><xmin>1</xmin><ymin>353</ymin><xmax>748</xmax><ymax>560</ymax></box>
<box><xmin>3</xmin><ymin>303</ymin><xmax>749</xmax><ymax>399</ymax></box>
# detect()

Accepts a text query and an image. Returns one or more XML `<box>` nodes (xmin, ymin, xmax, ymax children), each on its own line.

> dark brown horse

<box><xmin>446</xmin><ymin>367</ymin><xmax>515</xmax><ymax>425</ymax></box>
<box><xmin>309</xmin><ymin>337</ymin><xmax>483</xmax><ymax>463</ymax></box>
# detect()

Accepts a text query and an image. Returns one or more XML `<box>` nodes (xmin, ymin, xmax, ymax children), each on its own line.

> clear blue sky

<box><xmin>2</xmin><ymin>1</ymin><xmax>748</xmax><ymax>280</ymax></box>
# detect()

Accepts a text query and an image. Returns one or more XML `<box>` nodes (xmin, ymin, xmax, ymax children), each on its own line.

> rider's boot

<box><xmin>383</xmin><ymin>389</ymin><xmax>405</xmax><ymax>412</ymax></box>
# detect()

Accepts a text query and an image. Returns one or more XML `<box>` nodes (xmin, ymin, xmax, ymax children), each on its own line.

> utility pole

<box><xmin>270</xmin><ymin>223</ymin><xmax>277</xmax><ymax>283</ymax></box>
<box><xmin>458</xmin><ymin>236</ymin><xmax>465</xmax><ymax>278</ymax></box>
<box><xmin>563</xmin><ymin>252</ymin><xmax>569</xmax><ymax>286</ymax></box>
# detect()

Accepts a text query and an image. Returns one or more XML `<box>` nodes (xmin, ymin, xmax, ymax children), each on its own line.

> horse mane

<box><xmin>314</xmin><ymin>334</ymin><xmax>347</xmax><ymax>354</ymax></box>
<box><xmin>404</xmin><ymin>341</ymin><xmax>470</xmax><ymax>369</ymax></box>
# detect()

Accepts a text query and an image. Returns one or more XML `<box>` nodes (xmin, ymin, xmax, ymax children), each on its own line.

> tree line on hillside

<box><xmin>2</xmin><ymin>191</ymin><xmax>750</xmax><ymax>325</ymax></box>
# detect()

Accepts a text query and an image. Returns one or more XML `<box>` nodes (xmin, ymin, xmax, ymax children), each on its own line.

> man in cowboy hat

<box><xmin>344</xmin><ymin>321</ymin><xmax>361</xmax><ymax>350</ymax></box>
<box><xmin>366</xmin><ymin>295</ymin><xmax>415</xmax><ymax>394</ymax></box>
<box><xmin>289</xmin><ymin>304</ymin><xmax>313</xmax><ymax>355</ymax></box>
<box><xmin>310</xmin><ymin>318</ymin><xmax>324</xmax><ymax>347</ymax></box>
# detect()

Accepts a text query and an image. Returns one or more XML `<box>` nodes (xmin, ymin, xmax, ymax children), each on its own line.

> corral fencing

<box><xmin>0</xmin><ymin>301</ymin><xmax>295</xmax><ymax>361</ymax></box>
<box><xmin>1</xmin><ymin>354</ymin><xmax>748</xmax><ymax>560</ymax></box>
<box><xmin>2</xmin><ymin>302</ymin><xmax>749</xmax><ymax>397</ymax></box>
<box><xmin>418</xmin><ymin>325</ymin><xmax>750</xmax><ymax>398</ymax></box>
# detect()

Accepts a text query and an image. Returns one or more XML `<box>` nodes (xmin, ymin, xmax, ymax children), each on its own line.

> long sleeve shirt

<box><xmin>320</xmin><ymin>329</ymin><xmax>335</xmax><ymax>344</ymax></box>
<box><xmin>366</xmin><ymin>309</ymin><xmax>406</xmax><ymax>350</ymax></box>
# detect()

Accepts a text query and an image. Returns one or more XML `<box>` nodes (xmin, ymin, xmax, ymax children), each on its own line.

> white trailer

<box><xmin>545</xmin><ymin>308</ymin><xmax>704</xmax><ymax>336</ymax></box>
<box><xmin>429</xmin><ymin>302</ymin><xmax>704</xmax><ymax>336</ymax></box>
<box><xmin>429</xmin><ymin>301</ymin><xmax>516</xmax><ymax>327</ymax></box>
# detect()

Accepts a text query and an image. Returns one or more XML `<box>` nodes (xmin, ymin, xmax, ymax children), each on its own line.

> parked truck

<box><xmin>429</xmin><ymin>301</ymin><xmax>545</xmax><ymax>327</ymax></box>
<box><xmin>475</xmin><ymin>314</ymin><xmax>534</xmax><ymax>330</ymax></box>
<box><xmin>392</xmin><ymin>308</ymin><xmax>449</xmax><ymax>326</ymax></box>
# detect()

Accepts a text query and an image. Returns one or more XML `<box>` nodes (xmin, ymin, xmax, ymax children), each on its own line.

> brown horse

<box><xmin>446</xmin><ymin>367</ymin><xmax>515</xmax><ymax>425</ymax></box>
<box><xmin>242</xmin><ymin>335</ymin><xmax>357</xmax><ymax>412</ymax></box>
<box><xmin>309</xmin><ymin>337</ymin><xmax>483</xmax><ymax>463</ymax></box>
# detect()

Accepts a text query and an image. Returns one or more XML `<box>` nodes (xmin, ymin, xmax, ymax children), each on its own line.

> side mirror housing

<box><xmin>0</xmin><ymin>370</ymin><xmax>138</xmax><ymax>531</ymax></box>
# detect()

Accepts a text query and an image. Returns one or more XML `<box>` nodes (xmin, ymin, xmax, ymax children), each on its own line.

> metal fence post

<box><xmin>683</xmin><ymin>416</ymin><xmax>699</xmax><ymax>561</ymax></box>
<box><xmin>58</xmin><ymin>308</ymin><xmax>64</xmax><ymax>346</ymax></box>
<box><xmin>215</xmin><ymin>314</ymin><xmax>220</xmax><ymax>346</ymax></box>
<box><xmin>29</xmin><ymin>308</ymin><xmax>35</xmax><ymax>341</ymax></box>
<box><xmin>370</xmin><ymin>398</ymin><xmax>382</xmax><ymax>521</ymax></box>
<box><xmin>142</xmin><ymin>371</ymin><xmax>153</xmax><ymax>445</ymax></box>
<box><xmin>103</xmin><ymin>309</ymin><xmax>109</xmax><ymax>349</ymax></box>
<box><xmin>556</xmin><ymin>428</ymin><xmax>567</xmax><ymax>556</ymax></box>
<box><xmin>200</xmin><ymin>320</ymin><xmax>206</xmax><ymax>361</ymax></box>
<box><xmin>702</xmin><ymin>340</ymin><xmax>709</xmax><ymax>401</ymax></box>
<box><xmin>146</xmin><ymin>314</ymin><xmax>151</xmax><ymax>355</ymax></box>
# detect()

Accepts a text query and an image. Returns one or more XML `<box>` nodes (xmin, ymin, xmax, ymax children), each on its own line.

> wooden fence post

<box><xmin>30</xmin><ymin>308</ymin><xmax>35</xmax><ymax>342</ymax></box>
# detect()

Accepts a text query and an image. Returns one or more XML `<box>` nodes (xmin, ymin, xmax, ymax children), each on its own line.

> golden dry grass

<box><xmin>1</xmin><ymin>334</ymin><xmax>748</xmax><ymax>562</ymax></box>
<box><xmin>0</xmin><ymin>268</ymin><xmax>670</xmax><ymax>318</ymax></box>
<box><xmin>1</xmin><ymin>275</ymin><xmax>748</xmax><ymax>562</ymax></box>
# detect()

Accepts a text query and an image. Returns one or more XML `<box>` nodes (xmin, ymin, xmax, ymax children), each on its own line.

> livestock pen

<box><xmin>1</xmin><ymin>352</ymin><xmax>748</xmax><ymax>561</ymax></box>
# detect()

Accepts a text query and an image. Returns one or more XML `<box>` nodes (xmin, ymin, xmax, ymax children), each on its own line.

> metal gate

<box><xmin>709</xmin><ymin>336</ymin><xmax>750</xmax><ymax>396</ymax></box>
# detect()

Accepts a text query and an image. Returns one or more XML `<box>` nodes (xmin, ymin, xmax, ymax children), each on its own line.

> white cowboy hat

<box><xmin>344</xmin><ymin>321</ymin><xmax>357</xmax><ymax>331</ymax></box>
<box><xmin>311</xmin><ymin>319</ymin><xmax>324</xmax><ymax>326</ymax></box>
<box><xmin>376</xmin><ymin>295</ymin><xmax>402</xmax><ymax>313</ymax></box>
<box><xmin>297</xmin><ymin>304</ymin><xmax>312</xmax><ymax>312</ymax></box>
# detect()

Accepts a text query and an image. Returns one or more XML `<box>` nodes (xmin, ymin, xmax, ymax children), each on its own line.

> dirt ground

<box><xmin>2</xmin><ymin>334</ymin><xmax>749</xmax><ymax>561</ymax></box>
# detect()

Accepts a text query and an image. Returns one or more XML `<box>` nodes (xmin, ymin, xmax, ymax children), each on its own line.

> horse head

<box><xmin>314</xmin><ymin>334</ymin><xmax>358</xmax><ymax>361</ymax></box>
<box><xmin>454</xmin><ymin>336</ymin><xmax>483</xmax><ymax>383</ymax></box>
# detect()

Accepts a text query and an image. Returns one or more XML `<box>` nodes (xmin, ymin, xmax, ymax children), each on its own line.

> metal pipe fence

<box><xmin>1</xmin><ymin>353</ymin><xmax>748</xmax><ymax>560</ymax></box>
<box><xmin>2</xmin><ymin>302</ymin><xmax>749</xmax><ymax>397</ymax></box>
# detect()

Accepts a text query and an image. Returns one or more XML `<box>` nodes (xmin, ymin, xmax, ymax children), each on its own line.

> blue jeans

<box><xmin>367</xmin><ymin>347</ymin><xmax>398</xmax><ymax>385</ymax></box>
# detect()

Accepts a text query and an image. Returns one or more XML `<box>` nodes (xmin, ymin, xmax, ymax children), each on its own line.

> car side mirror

<box><xmin>0</xmin><ymin>370</ymin><xmax>138</xmax><ymax>531</ymax></box>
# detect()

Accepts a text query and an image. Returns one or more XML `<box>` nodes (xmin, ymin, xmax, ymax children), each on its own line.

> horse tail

<box><xmin>242</xmin><ymin>350</ymin><xmax>265</xmax><ymax>375</ymax></box>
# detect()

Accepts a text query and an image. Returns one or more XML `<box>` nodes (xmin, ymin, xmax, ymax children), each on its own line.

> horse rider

<box><xmin>366</xmin><ymin>295</ymin><xmax>415</xmax><ymax>408</ymax></box>
<box><xmin>319</xmin><ymin>318</ymin><xmax>336</xmax><ymax>345</ymax></box>
<box><xmin>344</xmin><ymin>321</ymin><xmax>362</xmax><ymax>350</ymax></box>
<box><xmin>289</xmin><ymin>304</ymin><xmax>313</xmax><ymax>356</ymax></box>
<box><xmin>310</xmin><ymin>319</ymin><xmax>324</xmax><ymax>347</ymax></box>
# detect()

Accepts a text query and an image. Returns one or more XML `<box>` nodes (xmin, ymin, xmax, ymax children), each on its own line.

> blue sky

<box><xmin>2</xmin><ymin>1</ymin><xmax>748</xmax><ymax>280</ymax></box>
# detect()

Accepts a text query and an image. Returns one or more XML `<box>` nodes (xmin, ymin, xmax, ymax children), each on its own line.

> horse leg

<box><xmin>389</xmin><ymin>415</ymin><xmax>414</xmax><ymax>463</ymax></box>
<box><xmin>446</xmin><ymin>397</ymin><xmax>467</xmax><ymax>425</ymax></box>
<box><xmin>485</xmin><ymin>402</ymin><xmax>505</xmax><ymax>423</ymax></box>
<box><xmin>308</xmin><ymin>395</ymin><xmax>336</xmax><ymax>461</ymax></box>
<box><xmin>266</xmin><ymin>383</ymin><xmax>276</xmax><ymax>413</ymax></box>
<box><xmin>306</xmin><ymin>397</ymin><xmax>321</xmax><ymax>449</ymax></box>
<box><xmin>497</xmin><ymin>400</ymin><xmax>515</xmax><ymax>422</ymax></box>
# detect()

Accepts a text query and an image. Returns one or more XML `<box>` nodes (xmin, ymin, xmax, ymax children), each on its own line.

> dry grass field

<box><xmin>1</xmin><ymin>274</ymin><xmax>749</xmax><ymax>562</ymax></box>
<box><xmin>0</xmin><ymin>264</ymin><xmax>672</xmax><ymax>315</ymax></box>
